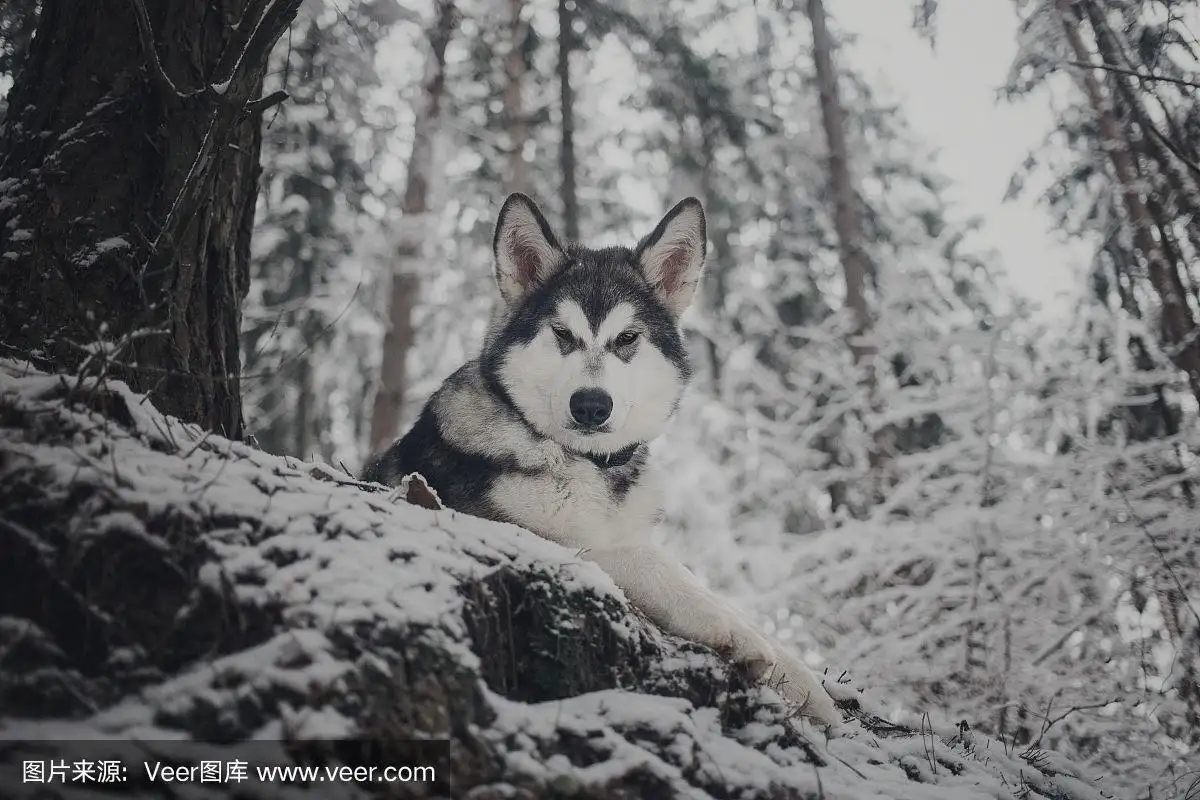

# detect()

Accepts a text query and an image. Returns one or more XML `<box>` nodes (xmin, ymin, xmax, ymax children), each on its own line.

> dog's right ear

<box><xmin>492</xmin><ymin>193</ymin><xmax>567</xmax><ymax>305</ymax></box>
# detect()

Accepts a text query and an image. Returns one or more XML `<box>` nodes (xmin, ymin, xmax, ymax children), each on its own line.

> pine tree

<box><xmin>1055</xmin><ymin>0</ymin><xmax>1200</xmax><ymax>403</ymax></box>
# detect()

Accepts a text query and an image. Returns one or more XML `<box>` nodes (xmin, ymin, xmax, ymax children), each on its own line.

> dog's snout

<box><xmin>569</xmin><ymin>388</ymin><xmax>613</xmax><ymax>428</ymax></box>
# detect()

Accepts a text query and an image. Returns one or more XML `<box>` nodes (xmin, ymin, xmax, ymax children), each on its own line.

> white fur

<box><xmin>437</xmin><ymin>369</ymin><xmax>569</xmax><ymax>472</ymax></box>
<box><xmin>474</xmin><ymin>194</ymin><xmax>841</xmax><ymax>727</ymax></box>
<box><xmin>498</xmin><ymin>299</ymin><xmax>683</xmax><ymax>456</ymax></box>
<box><xmin>588</xmin><ymin>545</ymin><xmax>840</xmax><ymax>724</ymax></box>
<box><xmin>474</xmin><ymin>413</ymin><xmax>841</xmax><ymax>726</ymax></box>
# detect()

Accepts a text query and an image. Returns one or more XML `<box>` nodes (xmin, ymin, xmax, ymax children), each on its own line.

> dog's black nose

<box><xmin>570</xmin><ymin>388</ymin><xmax>613</xmax><ymax>428</ymax></box>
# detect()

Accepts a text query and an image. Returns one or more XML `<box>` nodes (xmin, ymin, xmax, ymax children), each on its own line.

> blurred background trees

<box><xmin>237</xmin><ymin>0</ymin><xmax>1200</xmax><ymax>790</ymax></box>
<box><xmin>3</xmin><ymin>0</ymin><xmax>1196</xmax><ymax>793</ymax></box>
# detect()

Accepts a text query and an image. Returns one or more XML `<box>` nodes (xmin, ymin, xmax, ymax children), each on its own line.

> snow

<box><xmin>0</xmin><ymin>359</ymin><xmax>1114</xmax><ymax>798</ymax></box>
<box><xmin>95</xmin><ymin>236</ymin><xmax>130</xmax><ymax>254</ymax></box>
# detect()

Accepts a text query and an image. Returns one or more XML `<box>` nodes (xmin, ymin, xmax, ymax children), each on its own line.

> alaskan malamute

<box><xmin>363</xmin><ymin>193</ymin><xmax>839</xmax><ymax>726</ymax></box>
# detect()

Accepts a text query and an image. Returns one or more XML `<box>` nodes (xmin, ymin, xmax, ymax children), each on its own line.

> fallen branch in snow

<box><xmin>0</xmin><ymin>360</ymin><xmax>1111</xmax><ymax>799</ymax></box>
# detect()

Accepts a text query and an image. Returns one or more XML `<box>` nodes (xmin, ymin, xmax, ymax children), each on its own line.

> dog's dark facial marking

<box><xmin>550</xmin><ymin>323</ymin><xmax>582</xmax><ymax>354</ymax></box>
<box><xmin>612</xmin><ymin>330</ymin><xmax>639</xmax><ymax>348</ymax></box>
<box><xmin>485</xmin><ymin>241</ymin><xmax>692</xmax><ymax>386</ymax></box>
<box><xmin>608</xmin><ymin>329</ymin><xmax>640</xmax><ymax>363</ymax></box>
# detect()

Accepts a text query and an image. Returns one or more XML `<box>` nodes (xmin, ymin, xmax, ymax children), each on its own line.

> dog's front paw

<box><xmin>769</xmin><ymin>652</ymin><xmax>841</xmax><ymax>729</ymax></box>
<box><xmin>730</xmin><ymin>629</ymin><xmax>841</xmax><ymax>728</ymax></box>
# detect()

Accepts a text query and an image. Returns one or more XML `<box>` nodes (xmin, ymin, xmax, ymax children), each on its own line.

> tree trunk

<box><xmin>295</xmin><ymin>351</ymin><xmax>313</xmax><ymax>459</ymax></box>
<box><xmin>1058</xmin><ymin>0</ymin><xmax>1200</xmax><ymax>404</ymax></box>
<box><xmin>0</xmin><ymin>0</ymin><xmax>301</xmax><ymax>440</ymax></box>
<box><xmin>807</xmin><ymin>0</ymin><xmax>883</xmax><ymax>495</ymax></box>
<box><xmin>504</xmin><ymin>0</ymin><xmax>530</xmax><ymax>193</ymax></box>
<box><xmin>696</xmin><ymin>122</ymin><xmax>733</xmax><ymax>397</ymax></box>
<box><xmin>557</xmin><ymin>0</ymin><xmax>579</xmax><ymax>241</ymax></box>
<box><xmin>368</xmin><ymin>0</ymin><xmax>457</xmax><ymax>454</ymax></box>
<box><xmin>371</xmin><ymin>272</ymin><xmax>420</xmax><ymax>454</ymax></box>
<box><xmin>1083</xmin><ymin>0</ymin><xmax>1200</xmax><ymax>354</ymax></box>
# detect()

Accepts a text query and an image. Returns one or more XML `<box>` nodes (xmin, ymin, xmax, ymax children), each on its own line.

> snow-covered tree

<box><xmin>242</xmin><ymin>0</ymin><xmax>396</xmax><ymax>462</ymax></box>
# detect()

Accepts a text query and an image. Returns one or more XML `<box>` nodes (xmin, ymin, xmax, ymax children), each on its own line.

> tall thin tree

<box><xmin>1055</xmin><ymin>0</ymin><xmax>1200</xmax><ymax>404</ymax></box>
<box><xmin>369</xmin><ymin>0</ymin><xmax>458</xmax><ymax>454</ymax></box>
<box><xmin>504</xmin><ymin>0</ymin><xmax>530</xmax><ymax>193</ymax></box>
<box><xmin>807</xmin><ymin>0</ymin><xmax>883</xmax><ymax>491</ymax></box>
<box><xmin>558</xmin><ymin>0</ymin><xmax>579</xmax><ymax>241</ymax></box>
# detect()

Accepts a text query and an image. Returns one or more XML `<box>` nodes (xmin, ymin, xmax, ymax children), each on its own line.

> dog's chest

<box><xmin>488</xmin><ymin>454</ymin><xmax>661</xmax><ymax>550</ymax></box>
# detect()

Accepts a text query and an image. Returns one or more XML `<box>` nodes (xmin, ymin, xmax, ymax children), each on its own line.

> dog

<box><xmin>361</xmin><ymin>192</ymin><xmax>840</xmax><ymax>726</ymax></box>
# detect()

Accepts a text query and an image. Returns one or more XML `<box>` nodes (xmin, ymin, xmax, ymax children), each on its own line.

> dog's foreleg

<box><xmin>585</xmin><ymin>544</ymin><xmax>840</xmax><ymax>726</ymax></box>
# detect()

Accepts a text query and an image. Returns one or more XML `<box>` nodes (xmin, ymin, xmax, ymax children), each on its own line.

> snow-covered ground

<box><xmin>0</xmin><ymin>359</ymin><xmax>1113</xmax><ymax>798</ymax></box>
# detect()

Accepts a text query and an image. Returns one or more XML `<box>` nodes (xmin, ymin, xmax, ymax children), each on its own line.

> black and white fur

<box><xmin>362</xmin><ymin>193</ymin><xmax>840</xmax><ymax>726</ymax></box>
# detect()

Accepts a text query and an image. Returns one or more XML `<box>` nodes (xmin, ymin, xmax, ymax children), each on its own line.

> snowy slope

<box><xmin>0</xmin><ymin>359</ymin><xmax>1109</xmax><ymax>799</ymax></box>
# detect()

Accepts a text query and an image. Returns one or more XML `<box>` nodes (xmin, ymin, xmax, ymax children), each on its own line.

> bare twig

<box><xmin>1031</xmin><ymin>608</ymin><xmax>1106</xmax><ymax>666</ymax></box>
<box><xmin>145</xmin><ymin>0</ymin><xmax>304</xmax><ymax>267</ymax></box>
<box><xmin>1142</xmin><ymin>118</ymin><xmax>1200</xmax><ymax>180</ymax></box>
<box><xmin>220</xmin><ymin>0</ymin><xmax>303</xmax><ymax>91</ymax></box>
<box><xmin>126</xmin><ymin>0</ymin><xmax>187</xmax><ymax>98</ymax></box>
<box><xmin>1066</xmin><ymin>59</ymin><xmax>1200</xmax><ymax>91</ymax></box>
<box><xmin>246</xmin><ymin>90</ymin><xmax>290</xmax><ymax>115</ymax></box>
<box><xmin>920</xmin><ymin>711</ymin><xmax>938</xmax><ymax>776</ymax></box>
<box><xmin>1030</xmin><ymin>697</ymin><xmax>1115</xmax><ymax>749</ymax></box>
<box><xmin>213</xmin><ymin>0</ymin><xmax>275</xmax><ymax>84</ymax></box>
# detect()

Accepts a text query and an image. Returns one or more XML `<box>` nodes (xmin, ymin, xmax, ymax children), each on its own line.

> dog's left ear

<box><xmin>634</xmin><ymin>197</ymin><xmax>707</xmax><ymax>317</ymax></box>
<box><xmin>493</xmin><ymin>193</ymin><xmax>568</xmax><ymax>306</ymax></box>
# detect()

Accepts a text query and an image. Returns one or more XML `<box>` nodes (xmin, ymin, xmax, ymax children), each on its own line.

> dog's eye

<box><xmin>551</xmin><ymin>326</ymin><xmax>574</xmax><ymax>346</ymax></box>
<box><xmin>613</xmin><ymin>330</ymin><xmax>640</xmax><ymax>347</ymax></box>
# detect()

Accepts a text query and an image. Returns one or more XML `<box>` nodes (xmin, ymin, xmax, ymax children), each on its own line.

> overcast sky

<box><xmin>832</xmin><ymin>0</ymin><xmax>1087</xmax><ymax>317</ymax></box>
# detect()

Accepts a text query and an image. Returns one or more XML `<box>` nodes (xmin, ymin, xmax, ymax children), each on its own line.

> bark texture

<box><xmin>0</xmin><ymin>0</ymin><xmax>301</xmax><ymax>439</ymax></box>
<box><xmin>1057</xmin><ymin>0</ymin><xmax>1200</xmax><ymax>405</ymax></box>
<box><xmin>368</xmin><ymin>0</ymin><xmax>457</xmax><ymax>454</ymax></box>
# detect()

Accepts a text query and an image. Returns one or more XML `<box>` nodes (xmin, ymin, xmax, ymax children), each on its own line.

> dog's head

<box><xmin>481</xmin><ymin>193</ymin><xmax>706</xmax><ymax>456</ymax></box>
